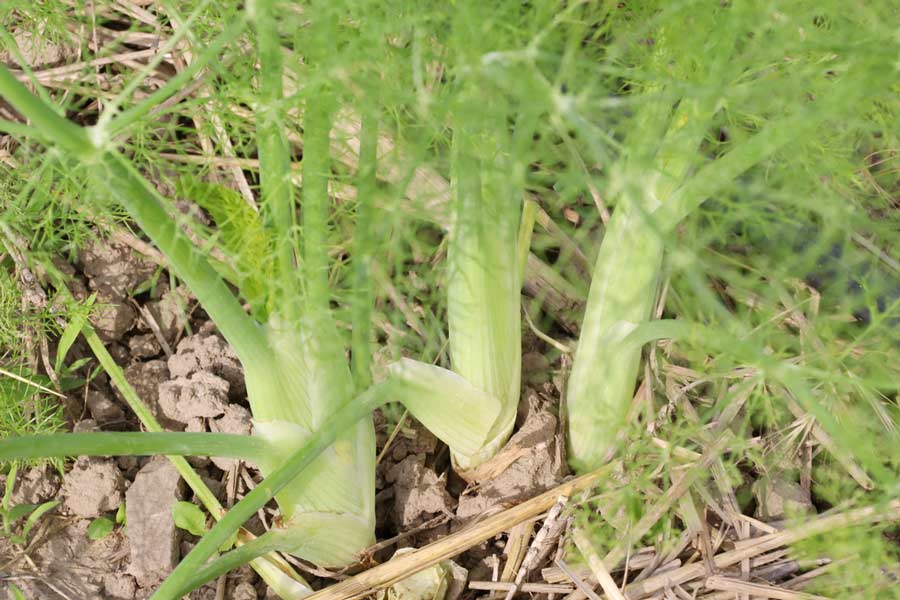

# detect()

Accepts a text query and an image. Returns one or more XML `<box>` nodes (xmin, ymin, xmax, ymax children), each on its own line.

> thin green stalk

<box><xmin>0</xmin><ymin>66</ymin><xmax>93</xmax><ymax>157</ymax></box>
<box><xmin>98</xmin><ymin>153</ymin><xmax>269</xmax><ymax>362</ymax></box>
<box><xmin>177</xmin><ymin>530</ymin><xmax>288</xmax><ymax>595</ymax></box>
<box><xmin>0</xmin><ymin>432</ymin><xmax>270</xmax><ymax>464</ymax></box>
<box><xmin>151</xmin><ymin>381</ymin><xmax>391</xmax><ymax>600</ymax></box>
<box><xmin>254</xmin><ymin>0</ymin><xmax>300</xmax><ymax>315</ymax></box>
<box><xmin>0</xmin><ymin>68</ymin><xmax>268</xmax><ymax>363</ymax></box>
<box><xmin>301</xmin><ymin>93</ymin><xmax>335</xmax><ymax>312</ymax></box>
<box><xmin>350</xmin><ymin>112</ymin><xmax>378</xmax><ymax>390</ymax></box>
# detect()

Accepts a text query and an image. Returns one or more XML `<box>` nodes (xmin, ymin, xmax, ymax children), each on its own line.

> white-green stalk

<box><xmin>224</xmin><ymin>0</ymin><xmax>375</xmax><ymax>565</ymax></box>
<box><xmin>393</xmin><ymin>102</ymin><xmax>522</xmax><ymax>472</ymax></box>
<box><xmin>566</xmin><ymin>97</ymin><xmax>708</xmax><ymax>470</ymax></box>
<box><xmin>564</xmin><ymin>12</ymin><xmax>878</xmax><ymax>469</ymax></box>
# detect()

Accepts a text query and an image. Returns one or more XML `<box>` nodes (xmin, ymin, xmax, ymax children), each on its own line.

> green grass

<box><xmin>0</xmin><ymin>262</ymin><xmax>66</xmax><ymax>454</ymax></box>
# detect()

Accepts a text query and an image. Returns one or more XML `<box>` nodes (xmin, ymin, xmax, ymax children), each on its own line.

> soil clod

<box><xmin>126</xmin><ymin>457</ymin><xmax>185</xmax><ymax>587</ymax></box>
<box><xmin>61</xmin><ymin>457</ymin><xmax>124</xmax><ymax>518</ymax></box>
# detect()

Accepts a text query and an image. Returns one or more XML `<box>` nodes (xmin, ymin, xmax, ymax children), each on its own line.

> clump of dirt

<box><xmin>456</xmin><ymin>393</ymin><xmax>566</xmax><ymax>523</ymax></box>
<box><xmin>374</xmin><ymin>415</ymin><xmax>454</xmax><ymax>547</ymax></box>
<box><xmin>0</xmin><ymin>29</ymin><xmax>76</xmax><ymax>67</ymax></box>
<box><xmin>167</xmin><ymin>329</ymin><xmax>246</xmax><ymax>401</ymax></box>
<box><xmin>80</xmin><ymin>238</ymin><xmax>157</xmax><ymax>298</ymax></box>
<box><xmin>156</xmin><ymin>329</ymin><xmax>253</xmax><ymax>473</ymax></box>
<box><xmin>86</xmin><ymin>388</ymin><xmax>125</xmax><ymax>424</ymax></box>
<box><xmin>139</xmin><ymin>285</ymin><xmax>191</xmax><ymax>347</ymax></box>
<box><xmin>754</xmin><ymin>473</ymin><xmax>815</xmax><ymax>521</ymax></box>
<box><xmin>158</xmin><ymin>371</ymin><xmax>230</xmax><ymax>426</ymax></box>
<box><xmin>10</xmin><ymin>464</ymin><xmax>60</xmax><ymax>505</ymax></box>
<box><xmin>79</xmin><ymin>238</ymin><xmax>157</xmax><ymax>342</ymax></box>
<box><xmin>1</xmin><ymin>519</ymin><xmax>131</xmax><ymax>599</ymax></box>
<box><xmin>126</xmin><ymin>457</ymin><xmax>185</xmax><ymax>587</ymax></box>
<box><xmin>387</xmin><ymin>454</ymin><xmax>455</xmax><ymax>537</ymax></box>
<box><xmin>121</xmin><ymin>359</ymin><xmax>173</xmax><ymax>425</ymax></box>
<box><xmin>91</xmin><ymin>298</ymin><xmax>137</xmax><ymax>343</ymax></box>
<box><xmin>208</xmin><ymin>404</ymin><xmax>253</xmax><ymax>470</ymax></box>
<box><xmin>129</xmin><ymin>332</ymin><xmax>163</xmax><ymax>359</ymax></box>
<box><xmin>60</xmin><ymin>457</ymin><xmax>124</xmax><ymax>518</ymax></box>
<box><xmin>233</xmin><ymin>581</ymin><xmax>261</xmax><ymax>600</ymax></box>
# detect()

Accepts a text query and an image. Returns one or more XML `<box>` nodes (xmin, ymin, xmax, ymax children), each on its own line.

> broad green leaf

<box><xmin>87</xmin><ymin>516</ymin><xmax>115</xmax><ymax>540</ymax></box>
<box><xmin>387</xmin><ymin>358</ymin><xmax>503</xmax><ymax>468</ymax></box>
<box><xmin>6</xmin><ymin>502</ymin><xmax>40</xmax><ymax>525</ymax></box>
<box><xmin>172</xmin><ymin>501</ymin><xmax>208</xmax><ymax>537</ymax></box>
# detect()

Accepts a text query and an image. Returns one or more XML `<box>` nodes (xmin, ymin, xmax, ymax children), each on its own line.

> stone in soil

<box><xmin>61</xmin><ymin>457</ymin><xmax>124</xmax><ymax>518</ymax></box>
<box><xmin>126</xmin><ymin>457</ymin><xmax>185</xmax><ymax>587</ymax></box>
<box><xmin>158</xmin><ymin>371</ymin><xmax>230</xmax><ymax>426</ymax></box>
<box><xmin>86</xmin><ymin>388</ymin><xmax>125</xmax><ymax>423</ymax></box>
<box><xmin>10</xmin><ymin>464</ymin><xmax>60</xmax><ymax>505</ymax></box>
<box><xmin>387</xmin><ymin>454</ymin><xmax>454</xmax><ymax>530</ymax></box>
<box><xmin>168</xmin><ymin>331</ymin><xmax>246</xmax><ymax>401</ymax></box>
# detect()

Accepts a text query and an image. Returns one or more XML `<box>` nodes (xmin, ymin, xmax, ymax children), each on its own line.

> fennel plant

<box><xmin>1</xmin><ymin>1</ymin><xmax>898</xmax><ymax>599</ymax></box>
<box><xmin>562</xmin><ymin>1</ymin><xmax>900</xmax><ymax>470</ymax></box>
<box><xmin>1</xmin><ymin>0</ymin><xmax>385</xmax><ymax>586</ymax></box>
